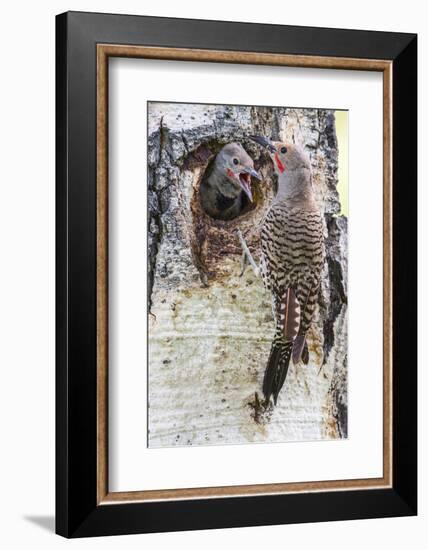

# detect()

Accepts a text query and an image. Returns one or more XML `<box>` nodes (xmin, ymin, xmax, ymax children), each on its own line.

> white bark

<box><xmin>147</xmin><ymin>102</ymin><xmax>347</xmax><ymax>447</ymax></box>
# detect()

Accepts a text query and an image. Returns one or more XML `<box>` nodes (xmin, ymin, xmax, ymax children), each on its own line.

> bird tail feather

<box><xmin>292</xmin><ymin>334</ymin><xmax>309</xmax><ymax>365</ymax></box>
<box><xmin>301</xmin><ymin>340</ymin><xmax>309</xmax><ymax>364</ymax></box>
<box><xmin>263</xmin><ymin>340</ymin><xmax>293</xmax><ymax>405</ymax></box>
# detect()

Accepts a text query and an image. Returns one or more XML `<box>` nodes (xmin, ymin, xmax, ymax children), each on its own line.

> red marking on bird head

<box><xmin>275</xmin><ymin>154</ymin><xmax>286</xmax><ymax>173</ymax></box>
<box><xmin>226</xmin><ymin>168</ymin><xmax>234</xmax><ymax>178</ymax></box>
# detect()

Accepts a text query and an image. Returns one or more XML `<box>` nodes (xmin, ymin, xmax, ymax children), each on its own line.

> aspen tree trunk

<box><xmin>147</xmin><ymin>103</ymin><xmax>348</xmax><ymax>447</ymax></box>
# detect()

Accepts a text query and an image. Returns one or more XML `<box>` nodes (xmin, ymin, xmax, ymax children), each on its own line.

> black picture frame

<box><xmin>56</xmin><ymin>10</ymin><xmax>417</xmax><ymax>538</ymax></box>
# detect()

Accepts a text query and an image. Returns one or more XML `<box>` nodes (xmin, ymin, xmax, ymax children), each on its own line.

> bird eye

<box><xmin>233</xmin><ymin>158</ymin><xmax>239</xmax><ymax>165</ymax></box>
<box><xmin>280</xmin><ymin>146</ymin><xmax>287</xmax><ymax>154</ymax></box>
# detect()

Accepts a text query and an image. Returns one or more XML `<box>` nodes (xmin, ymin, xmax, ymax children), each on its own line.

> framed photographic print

<box><xmin>56</xmin><ymin>11</ymin><xmax>417</xmax><ymax>538</ymax></box>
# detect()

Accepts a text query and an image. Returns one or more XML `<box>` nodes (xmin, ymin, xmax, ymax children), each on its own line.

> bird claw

<box><xmin>237</xmin><ymin>229</ymin><xmax>260</xmax><ymax>278</ymax></box>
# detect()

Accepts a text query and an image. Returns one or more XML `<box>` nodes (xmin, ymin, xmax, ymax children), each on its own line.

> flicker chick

<box><xmin>200</xmin><ymin>143</ymin><xmax>261</xmax><ymax>221</ymax></box>
<box><xmin>241</xmin><ymin>135</ymin><xmax>325</xmax><ymax>405</ymax></box>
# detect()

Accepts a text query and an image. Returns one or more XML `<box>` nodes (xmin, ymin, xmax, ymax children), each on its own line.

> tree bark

<box><xmin>147</xmin><ymin>102</ymin><xmax>348</xmax><ymax>447</ymax></box>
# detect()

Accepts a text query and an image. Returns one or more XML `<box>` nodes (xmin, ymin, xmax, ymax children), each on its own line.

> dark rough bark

<box><xmin>147</xmin><ymin>102</ymin><xmax>348</xmax><ymax>447</ymax></box>
<box><xmin>322</xmin><ymin>216</ymin><xmax>348</xmax><ymax>360</ymax></box>
<box><xmin>322</xmin><ymin>216</ymin><xmax>348</xmax><ymax>438</ymax></box>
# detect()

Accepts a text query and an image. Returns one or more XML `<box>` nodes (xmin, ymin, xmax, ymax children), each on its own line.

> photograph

<box><xmin>0</xmin><ymin>0</ymin><xmax>421</xmax><ymax>544</ymax></box>
<box><xmin>147</xmin><ymin>101</ymin><xmax>349</xmax><ymax>448</ymax></box>
<box><xmin>0</xmin><ymin>3</ymin><xmax>415</xmax><ymax>543</ymax></box>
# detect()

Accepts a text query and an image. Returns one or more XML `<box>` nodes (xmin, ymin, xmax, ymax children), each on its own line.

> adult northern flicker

<box><xmin>240</xmin><ymin>135</ymin><xmax>325</xmax><ymax>405</ymax></box>
<box><xmin>200</xmin><ymin>143</ymin><xmax>261</xmax><ymax>221</ymax></box>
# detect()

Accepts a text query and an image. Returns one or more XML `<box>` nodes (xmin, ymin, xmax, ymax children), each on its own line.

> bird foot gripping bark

<box><xmin>237</xmin><ymin>229</ymin><xmax>260</xmax><ymax>277</ymax></box>
<box><xmin>248</xmin><ymin>392</ymin><xmax>274</xmax><ymax>424</ymax></box>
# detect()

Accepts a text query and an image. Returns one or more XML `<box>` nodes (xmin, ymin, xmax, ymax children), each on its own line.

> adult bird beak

<box><xmin>250</xmin><ymin>135</ymin><xmax>276</xmax><ymax>154</ymax></box>
<box><xmin>241</xmin><ymin>166</ymin><xmax>262</xmax><ymax>181</ymax></box>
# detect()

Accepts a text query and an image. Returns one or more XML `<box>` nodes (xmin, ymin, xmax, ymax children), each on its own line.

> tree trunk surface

<box><xmin>147</xmin><ymin>103</ymin><xmax>348</xmax><ymax>448</ymax></box>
